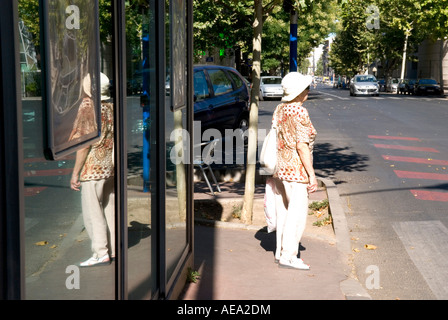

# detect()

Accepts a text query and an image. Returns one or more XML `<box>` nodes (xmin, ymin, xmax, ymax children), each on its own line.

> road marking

<box><xmin>25</xmin><ymin>218</ymin><xmax>39</xmax><ymax>231</ymax></box>
<box><xmin>392</xmin><ymin>220</ymin><xmax>448</xmax><ymax>299</ymax></box>
<box><xmin>24</xmin><ymin>156</ymin><xmax>75</xmax><ymax>163</ymax></box>
<box><xmin>25</xmin><ymin>186</ymin><xmax>47</xmax><ymax>196</ymax></box>
<box><xmin>24</xmin><ymin>168</ymin><xmax>73</xmax><ymax>177</ymax></box>
<box><xmin>394</xmin><ymin>170</ymin><xmax>448</xmax><ymax>181</ymax></box>
<box><xmin>315</xmin><ymin>90</ymin><xmax>350</xmax><ymax>100</ymax></box>
<box><xmin>369</xmin><ymin>135</ymin><xmax>421</xmax><ymax>141</ymax></box>
<box><xmin>411</xmin><ymin>190</ymin><xmax>448</xmax><ymax>202</ymax></box>
<box><xmin>374</xmin><ymin>144</ymin><xmax>439</xmax><ymax>153</ymax></box>
<box><xmin>383</xmin><ymin>155</ymin><xmax>448</xmax><ymax>166</ymax></box>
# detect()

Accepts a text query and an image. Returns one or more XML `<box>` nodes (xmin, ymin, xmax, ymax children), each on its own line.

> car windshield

<box><xmin>356</xmin><ymin>76</ymin><xmax>376</xmax><ymax>82</ymax></box>
<box><xmin>419</xmin><ymin>79</ymin><xmax>437</xmax><ymax>84</ymax></box>
<box><xmin>262</xmin><ymin>78</ymin><xmax>282</xmax><ymax>85</ymax></box>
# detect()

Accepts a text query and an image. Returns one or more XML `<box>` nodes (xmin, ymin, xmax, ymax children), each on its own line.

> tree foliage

<box><xmin>261</xmin><ymin>1</ymin><xmax>337</xmax><ymax>74</ymax></box>
<box><xmin>193</xmin><ymin>0</ymin><xmax>336</xmax><ymax>75</ymax></box>
<box><xmin>330</xmin><ymin>0</ymin><xmax>448</xmax><ymax>77</ymax></box>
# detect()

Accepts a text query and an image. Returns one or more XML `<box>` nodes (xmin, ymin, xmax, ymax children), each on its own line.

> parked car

<box><xmin>193</xmin><ymin>65</ymin><xmax>250</xmax><ymax>137</ymax></box>
<box><xmin>386</xmin><ymin>78</ymin><xmax>399</xmax><ymax>93</ymax></box>
<box><xmin>397</xmin><ymin>79</ymin><xmax>416</xmax><ymax>95</ymax></box>
<box><xmin>413</xmin><ymin>78</ymin><xmax>444</xmax><ymax>96</ymax></box>
<box><xmin>349</xmin><ymin>74</ymin><xmax>379</xmax><ymax>96</ymax></box>
<box><xmin>259</xmin><ymin>76</ymin><xmax>283</xmax><ymax>100</ymax></box>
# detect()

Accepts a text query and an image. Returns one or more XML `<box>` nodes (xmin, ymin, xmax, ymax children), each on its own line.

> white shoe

<box><xmin>278</xmin><ymin>257</ymin><xmax>310</xmax><ymax>270</ymax></box>
<box><xmin>80</xmin><ymin>254</ymin><xmax>110</xmax><ymax>267</ymax></box>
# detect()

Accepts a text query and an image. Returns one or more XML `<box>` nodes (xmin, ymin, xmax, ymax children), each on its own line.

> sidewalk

<box><xmin>180</xmin><ymin>178</ymin><xmax>372</xmax><ymax>300</ymax></box>
<box><xmin>25</xmin><ymin>176</ymin><xmax>371</xmax><ymax>300</ymax></box>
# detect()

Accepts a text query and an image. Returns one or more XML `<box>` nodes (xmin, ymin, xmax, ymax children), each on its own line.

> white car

<box><xmin>259</xmin><ymin>76</ymin><xmax>283</xmax><ymax>100</ymax></box>
<box><xmin>349</xmin><ymin>75</ymin><xmax>379</xmax><ymax>96</ymax></box>
<box><xmin>386</xmin><ymin>78</ymin><xmax>399</xmax><ymax>93</ymax></box>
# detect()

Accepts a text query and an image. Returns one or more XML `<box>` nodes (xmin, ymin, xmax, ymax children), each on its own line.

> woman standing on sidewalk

<box><xmin>271</xmin><ymin>72</ymin><xmax>317</xmax><ymax>270</ymax></box>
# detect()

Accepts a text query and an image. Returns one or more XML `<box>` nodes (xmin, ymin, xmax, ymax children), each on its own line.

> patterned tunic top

<box><xmin>69</xmin><ymin>98</ymin><xmax>97</xmax><ymax>141</ymax></box>
<box><xmin>271</xmin><ymin>102</ymin><xmax>316</xmax><ymax>183</ymax></box>
<box><xmin>70</xmin><ymin>100</ymin><xmax>114</xmax><ymax>181</ymax></box>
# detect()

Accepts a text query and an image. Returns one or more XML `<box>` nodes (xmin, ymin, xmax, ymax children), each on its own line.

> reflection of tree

<box><xmin>48</xmin><ymin>0</ymin><xmax>98</xmax><ymax>115</ymax></box>
<box><xmin>173</xmin><ymin>109</ymin><xmax>187</xmax><ymax>222</ymax></box>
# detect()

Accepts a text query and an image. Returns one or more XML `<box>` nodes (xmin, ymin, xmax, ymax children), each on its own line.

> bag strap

<box><xmin>272</xmin><ymin>103</ymin><xmax>285</xmax><ymax>130</ymax></box>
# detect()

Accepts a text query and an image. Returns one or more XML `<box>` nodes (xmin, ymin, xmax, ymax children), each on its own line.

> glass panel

<box><xmin>126</xmin><ymin>0</ymin><xmax>157</xmax><ymax>299</ymax></box>
<box><xmin>166</xmin><ymin>0</ymin><xmax>188</xmax><ymax>282</ymax></box>
<box><xmin>207</xmin><ymin>69</ymin><xmax>233</xmax><ymax>96</ymax></box>
<box><xmin>21</xmin><ymin>0</ymin><xmax>115</xmax><ymax>299</ymax></box>
<box><xmin>227</xmin><ymin>70</ymin><xmax>244</xmax><ymax>88</ymax></box>
<box><xmin>194</xmin><ymin>71</ymin><xmax>210</xmax><ymax>101</ymax></box>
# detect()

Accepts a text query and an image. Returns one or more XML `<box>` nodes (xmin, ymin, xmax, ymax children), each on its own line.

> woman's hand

<box><xmin>70</xmin><ymin>175</ymin><xmax>81</xmax><ymax>191</ymax></box>
<box><xmin>297</xmin><ymin>142</ymin><xmax>318</xmax><ymax>193</ymax></box>
<box><xmin>307</xmin><ymin>175</ymin><xmax>318</xmax><ymax>193</ymax></box>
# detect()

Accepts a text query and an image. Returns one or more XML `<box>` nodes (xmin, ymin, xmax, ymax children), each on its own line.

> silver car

<box><xmin>386</xmin><ymin>78</ymin><xmax>399</xmax><ymax>93</ymax></box>
<box><xmin>259</xmin><ymin>76</ymin><xmax>283</xmax><ymax>100</ymax></box>
<box><xmin>350</xmin><ymin>75</ymin><xmax>379</xmax><ymax>96</ymax></box>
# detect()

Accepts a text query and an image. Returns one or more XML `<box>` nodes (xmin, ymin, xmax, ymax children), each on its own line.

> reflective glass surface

<box><xmin>21</xmin><ymin>0</ymin><xmax>115</xmax><ymax>299</ymax></box>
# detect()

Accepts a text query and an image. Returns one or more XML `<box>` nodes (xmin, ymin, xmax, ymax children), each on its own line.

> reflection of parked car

<box><xmin>259</xmin><ymin>76</ymin><xmax>283</xmax><ymax>100</ymax></box>
<box><xmin>349</xmin><ymin>74</ymin><xmax>379</xmax><ymax>96</ymax></box>
<box><xmin>193</xmin><ymin>65</ymin><xmax>250</xmax><ymax>136</ymax></box>
<box><xmin>377</xmin><ymin>79</ymin><xmax>386</xmax><ymax>91</ymax></box>
<box><xmin>413</xmin><ymin>78</ymin><xmax>444</xmax><ymax>96</ymax></box>
<box><xmin>386</xmin><ymin>78</ymin><xmax>399</xmax><ymax>93</ymax></box>
<box><xmin>398</xmin><ymin>79</ymin><xmax>416</xmax><ymax>95</ymax></box>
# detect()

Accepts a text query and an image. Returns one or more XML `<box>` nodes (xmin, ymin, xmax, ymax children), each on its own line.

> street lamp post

<box><xmin>290</xmin><ymin>10</ymin><xmax>298</xmax><ymax>72</ymax></box>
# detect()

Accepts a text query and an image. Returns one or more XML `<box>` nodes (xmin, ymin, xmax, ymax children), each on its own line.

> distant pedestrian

<box><xmin>70</xmin><ymin>73</ymin><xmax>115</xmax><ymax>267</ymax></box>
<box><xmin>271</xmin><ymin>72</ymin><xmax>317</xmax><ymax>270</ymax></box>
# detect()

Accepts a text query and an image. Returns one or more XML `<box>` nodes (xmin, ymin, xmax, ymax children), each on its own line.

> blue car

<box><xmin>193</xmin><ymin>65</ymin><xmax>250</xmax><ymax>137</ymax></box>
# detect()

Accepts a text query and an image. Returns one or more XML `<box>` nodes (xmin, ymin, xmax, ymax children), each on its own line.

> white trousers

<box><xmin>273</xmin><ymin>178</ymin><xmax>308</xmax><ymax>261</ymax></box>
<box><xmin>81</xmin><ymin>177</ymin><xmax>115</xmax><ymax>259</ymax></box>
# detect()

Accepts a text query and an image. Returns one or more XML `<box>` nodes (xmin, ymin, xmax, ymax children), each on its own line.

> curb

<box><xmin>318</xmin><ymin>178</ymin><xmax>372</xmax><ymax>300</ymax></box>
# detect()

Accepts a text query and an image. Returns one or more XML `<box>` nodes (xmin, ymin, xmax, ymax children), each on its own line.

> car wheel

<box><xmin>259</xmin><ymin>91</ymin><xmax>264</xmax><ymax>101</ymax></box>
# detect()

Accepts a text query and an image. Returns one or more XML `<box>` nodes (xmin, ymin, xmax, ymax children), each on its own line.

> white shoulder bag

<box><xmin>259</xmin><ymin>125</ymin><xmax>277</xmax><ymax>176</ymax></box>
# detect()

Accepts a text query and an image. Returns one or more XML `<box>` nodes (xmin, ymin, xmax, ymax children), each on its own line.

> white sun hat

<box><xmin>82</xmin><ymin>73</ymin><xmax>92</xmax><ymax>98</ymax></box>
<box><xmin>100</xmin><ymin>72</ymin><xmax>111</xmax><ymax>101</ymax></box>
<box><xmin>82</xmin><ymin>73</ymin><xmax>110</xmax><ymax>101</ymax></box>
<box><xmin>281</xmin><ymin>72</ymin><xmax>313</xmax><ymax>102</ymax></box>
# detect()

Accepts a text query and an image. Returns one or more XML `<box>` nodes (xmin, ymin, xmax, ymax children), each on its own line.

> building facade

<box><xmin>417</xmin><ymin>39</ymin><xmax>448</xmax><ymax>90</ymax></box>
<box><xmin>1</xmin><ymin>0</ymin><xmax>194</xmax><ymax>300</ymax></box>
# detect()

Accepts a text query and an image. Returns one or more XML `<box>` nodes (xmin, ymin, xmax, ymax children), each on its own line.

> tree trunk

<box><xmin>241</xmin><ymin>0</ymin><xmax>263</xmax><ymax>224</ymax></box>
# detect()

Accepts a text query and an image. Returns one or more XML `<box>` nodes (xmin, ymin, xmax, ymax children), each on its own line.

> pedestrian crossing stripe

<box><xmin>393</xmin><ymin>220</ymin><xmax>448</xmax><ymax>299</ymax></box>
<box><xmin>370</xmin><ymin>135</ymin><xmax>448</xmax><ymax>202</ymax></box>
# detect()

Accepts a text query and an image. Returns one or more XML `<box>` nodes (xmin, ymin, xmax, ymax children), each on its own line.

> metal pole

<box><xmin>289</xmin><ymin>10</ymin><xmax>298</xmax><ymax>72</ymax></box>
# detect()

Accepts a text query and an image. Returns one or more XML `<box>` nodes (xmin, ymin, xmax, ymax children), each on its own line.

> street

<box><xmin>259</xmin><ymin>83</ymin><xmax>448</xmax><ymax>299</ymax></box>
